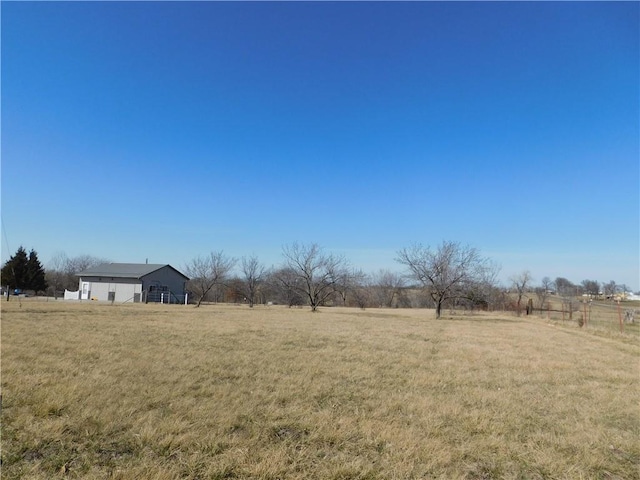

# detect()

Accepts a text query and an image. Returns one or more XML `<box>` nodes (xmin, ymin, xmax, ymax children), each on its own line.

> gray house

<box><xmin>77</xmin><ymin>263</ymin><xmax>189</xmax><ymax>303</ymax></box>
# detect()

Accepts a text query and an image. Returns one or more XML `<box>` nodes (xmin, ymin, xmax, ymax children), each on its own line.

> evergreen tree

<box><xmin>1</xmin><ymin>246</ymin><xmax>29</xmax><ymax>291</ymax></box>
<box><xmin>27</xmin><ymin>249</ymin><xmax>47</xmax><ymax>293</ymax></box>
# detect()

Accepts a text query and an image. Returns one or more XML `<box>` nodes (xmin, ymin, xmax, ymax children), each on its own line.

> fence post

<box><xmin>617</xmin><ymin>301</ymin><xmax>624</xmax><ymax>333</ymax></box>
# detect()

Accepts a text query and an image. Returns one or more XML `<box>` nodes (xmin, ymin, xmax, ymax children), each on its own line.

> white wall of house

<box><xmin>78</xmin><ymin>278</ymin><xmax>143</xmax><ymax>302</ymax></box>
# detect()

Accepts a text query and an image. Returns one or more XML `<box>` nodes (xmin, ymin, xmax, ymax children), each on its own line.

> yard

<box><xmin>2</xmin><ymin>301</ymin><xmax>638</xmax><ymax>479</ymax></box>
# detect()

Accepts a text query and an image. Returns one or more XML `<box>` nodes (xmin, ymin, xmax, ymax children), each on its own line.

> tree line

<box><xmin>182</xmin><ymin>241</ymin><xmax>634</xmax><ymax>318</ymax></box>
<box><xmin>2</xmin><ymin>242</ymin><xmax>634</xmax><ymax>317</ymax></box>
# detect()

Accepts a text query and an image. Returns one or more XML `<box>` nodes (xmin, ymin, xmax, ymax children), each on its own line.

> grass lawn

<box><xmin>2</xmin><ymin>301</ymin><xmax>638</xmax><ymax>479</ymax></box>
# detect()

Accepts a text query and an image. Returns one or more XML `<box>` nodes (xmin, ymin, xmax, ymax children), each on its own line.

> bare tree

<box><xmin>603</xmin><ymin>280</ymin><xmax>617</xmax><ymax>299</ymax></box>
<box><xmin>184</xmin><ymin>251</ymin><xmax>236</xmax><ymax>307</ymax></box>
<box><xmin>350</xmin><ymin>275</ymin><xmax>372</xmax><ymax>309</ymax></box>
<box><xmin>66</xmin><ymin>255</ymin><xmax>111</xmax><ymax>290</ymax></box>
<box><xmin>45</xmin><ymin>253</ymin><xmax>110</xmax><ymax>294</ymax></box>
<box><xmin>239</xmin><ymin>255</ymin><xmax>266</xmax><ymax>307</ymax></box>
<box><xmin>460</xmin><ymin>260</ymin><xmax>501</xmax><ymax>311</ymax></box>
<box><xmin>554</xmin><ymin>277</ymin><xmax>575</xmax><ymax>297</ymax></box>
<box><xmin>370</xmin><ymin>269</ymin><xmax>405</xmax><ymax>307</ymax></box>
<box><xmin>541</xmin><ymin>276</ymin><xmax>555</xmax><ymax>294</ymax></box>
<box><xmin>45</xmin><ymin>251</ymin><xmax>69</xmax><ymax>298</ymax></box>
<box><xmin>66</xmin><ymin>254</ymin><xmax>109</xmax><ymax>275</ymax></box>
<box><xmin>269</xmin><ymin>267</ymin><xmax>305</xmax><ymax>307</ymax></box>
<box><xmin>581</xmin><ymin>279</ymin><xmax>600</xmax><ymax>297</ymax></box>
<box><xmin>396</xmin><ymin>241</ymin><xmax>494</xmax><ymax>319</ymax></box>
<box><xmin>281</xmin><ymin>243</ymin><xmax>348</xmax><ymax>311</ymax></box>
<box><xmin>535</xmin><ymin>277</ymin><xmax>554</xmax><ymax>312</ymax></box>
<box><xmin>334</xmin><ymin>268</ymin><xmax>366</xmax><ymax>306</ymax></box>
<box><xmin>510</xmin><ymin>271</ymin><xmax>532</xmax><ymax>316</ymax></box>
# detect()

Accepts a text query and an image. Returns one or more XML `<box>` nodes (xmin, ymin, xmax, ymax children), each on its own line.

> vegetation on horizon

<box><xmin>2</xmin><ymin>243</ymin><xmax>637</xmax><ymax>320</ymax></box>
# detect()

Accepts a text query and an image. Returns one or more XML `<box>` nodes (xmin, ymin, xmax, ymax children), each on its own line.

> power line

<box><xmin>1</xmin><ymin>214</ymin><xmax>12</xmax><ymax>260</ymax></box>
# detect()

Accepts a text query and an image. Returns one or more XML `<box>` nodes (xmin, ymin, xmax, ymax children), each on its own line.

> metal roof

<box><xmin>77</xmin><ymin>263</ymin><xmax>189</xmax><ymax>280</ymax></box>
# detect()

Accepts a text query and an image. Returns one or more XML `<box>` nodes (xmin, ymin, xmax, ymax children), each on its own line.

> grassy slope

<box><xmin>2</xmin><ymin>302</ymin><xmax>638</xmax><ymax>479</ymax></box>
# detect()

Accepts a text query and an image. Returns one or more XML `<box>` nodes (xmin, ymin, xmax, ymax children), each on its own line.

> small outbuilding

<box><xmin>76</xmin><ymin>263</ymin><xmax>189</xmax><ymax>303</ymax></box>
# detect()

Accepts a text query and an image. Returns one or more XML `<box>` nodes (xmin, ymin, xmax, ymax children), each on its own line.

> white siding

<box><xmin>78</xmin><ymin>278</ymin><xmax>143</xmax><ymax>302</ymax></box>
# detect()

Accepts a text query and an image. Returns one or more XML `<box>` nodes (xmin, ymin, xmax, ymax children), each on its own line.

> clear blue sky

<box><xmin>2</xmin><ymin>2</ymin><xmax>638</xmax><ymax>290</ymax></box>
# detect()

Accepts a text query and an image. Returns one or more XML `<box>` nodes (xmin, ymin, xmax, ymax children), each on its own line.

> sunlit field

<box><xmin>2</xmin><ymin>301</ymin><xmax>638</xmax><ymax>479</ymax></box>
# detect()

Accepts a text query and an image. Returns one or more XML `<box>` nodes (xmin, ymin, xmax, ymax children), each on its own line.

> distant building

<box><xmin>75</xmin><ymin>263</ymin><xmax>189</xmax><ymax>303</ymax></box>
<box><xmin>609</xmin><ymin>291</ymin><xmax>640</xmax><ymax>302</ymax></box>
<box><xmin>623</xmin><ymin>292</ymin><xmax>640</xmax><ymax>302</ymax></box>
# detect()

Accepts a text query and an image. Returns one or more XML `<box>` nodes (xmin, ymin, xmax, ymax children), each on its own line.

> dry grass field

<box><xmin>2</xmin><ymin>301</ymin><xmax>638</xmax><ymax>479</ymax></box>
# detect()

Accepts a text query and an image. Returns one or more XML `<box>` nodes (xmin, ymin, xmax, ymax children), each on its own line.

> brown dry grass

<box><xmin>2</xmin><ymin>301</ymin><xmax>638</xmax><ymax>479</ymax></box>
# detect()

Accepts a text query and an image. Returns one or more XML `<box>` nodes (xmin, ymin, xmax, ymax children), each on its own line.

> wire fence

<box><xmin>535</xmin><ymin>297</ymin><xmax>639</xmax><ymax>336</ymax></box>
